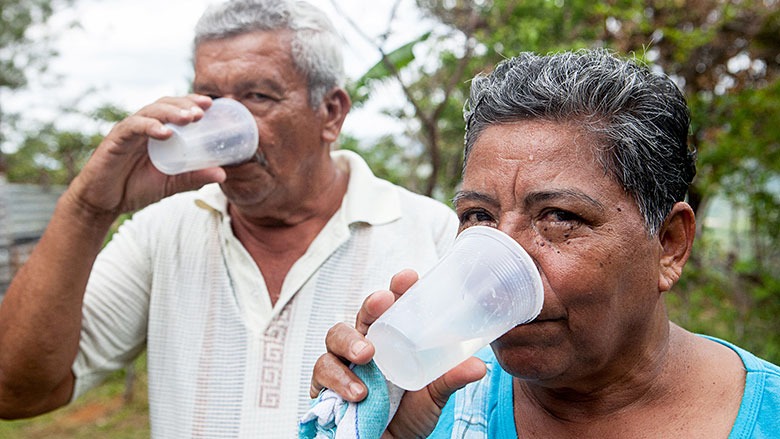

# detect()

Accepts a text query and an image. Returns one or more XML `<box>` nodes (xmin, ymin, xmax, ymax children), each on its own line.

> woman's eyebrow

<box><xmin>523</xmin><ymin>189</ymin><xmax>606</xmax><ymax>211</ymax></box>
<box><xmin>453</xmin><ymin>189</ymin><xmax>606</xmax><ymax>213</ymax></box>
<box><xmin>452</xmin><ymin>190</ymin><xmax>499</xmax><ymax>209</ymax></box>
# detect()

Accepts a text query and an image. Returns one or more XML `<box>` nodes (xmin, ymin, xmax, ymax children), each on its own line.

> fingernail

<box><xmin>349</xmin><ymin>382</ymin><xmax>364</xmax><ymax>398</ymax></box>
<box><xmin>190</xmin><ymin>106</ymin><xmax>203</xmax><ymax>116</ymax></box>
<box><xmin>351</xmin><ymin>341</ymin><xmax>368</xmax><ymax>357</ymax></box>
<box><xmin>179</xmin><ymin>108</ymin><xmax>191</xmax><ymax>117</ymax></box>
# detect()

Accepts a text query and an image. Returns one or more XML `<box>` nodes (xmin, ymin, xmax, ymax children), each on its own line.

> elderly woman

<box><xmin>310</xmin><ymin>49</ymin><xmax>780</xmax><ymax>438</ymax></box>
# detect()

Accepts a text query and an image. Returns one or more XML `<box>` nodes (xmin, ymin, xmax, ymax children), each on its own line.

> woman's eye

<box><xmin>545</xmin><ymin>209</ymin><xmax>582</xmax><ymax>224</ymax></box>
<box><xmin>459</xmin><ymin>209</ymin><xmax>496</xmax><ymax>226</ymax></box>
<box><xmin>536</xmin><ymin>209</ymin><xmax>585</xmax><ymax>241</ymax></box>
<box><xmin>246</xmin><ymin>92</ymin><xmax>273</xmax><ymax>102</ymax></box>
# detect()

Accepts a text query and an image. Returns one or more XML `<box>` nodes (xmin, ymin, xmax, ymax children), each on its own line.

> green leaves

<box><xmin>348</xmin><ymin>31</ymin><xmax>432</xmax><ymax>107</ymax></box>
<box><xmin>5</xmin><ymin>123</ymin><xmax>99</xmax><ymax>185</ymax></box>
<box><xmin>0</xmin><ymin>0</ymin><xmax>66</xmax><ymax>89</ymax></box>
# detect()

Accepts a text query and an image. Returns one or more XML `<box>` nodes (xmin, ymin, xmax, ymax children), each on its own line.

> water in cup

<box><xmin>366</xmin><ymin>226</ymin><xmax>544</xmax><ymax>391</ymax></box>
<box><xmin>368</xmin><ymin>322</ymin><xmax>495</xmax><ymax>391</ymax></box>
<box><xmin>148</xmin><ymin>98</ymin><xmax>258</xmax><ymax>175</ymax></box>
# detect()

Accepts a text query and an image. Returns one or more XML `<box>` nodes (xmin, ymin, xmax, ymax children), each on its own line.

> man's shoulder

<box><xmin>392</xmin><ymin>187</ymin><xmax>458</xmax><ymax>233</ymax></box>
<box><xmin>393</xmin><ymin>184</ymin><xmax>453</xmax><ymax>211</ymax></box>
<box><xmin>335</xmin><ymin>149</ymin><xmax>456</xmax><ymax>226</ymax></box>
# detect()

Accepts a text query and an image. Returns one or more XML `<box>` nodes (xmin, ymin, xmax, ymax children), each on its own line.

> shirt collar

<box><xmin>193</xmin><ymin>149</ymin><xmax>402</xmax><ymax>226</ymax></box>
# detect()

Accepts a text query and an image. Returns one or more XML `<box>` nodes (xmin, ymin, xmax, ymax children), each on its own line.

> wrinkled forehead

<box><xmin>465</xmin><ymin>120</ymin><xmax>603</xmax><ymax>172</ymax></box>
<box><xmin>461</xmin><ymin>121</ymin><xmax>623</xmax><ymax>200</ymax></box>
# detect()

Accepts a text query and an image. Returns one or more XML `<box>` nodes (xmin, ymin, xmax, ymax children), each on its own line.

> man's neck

<box><xmin>227</xmin><ymin>166</ymin><xmax>349</xmax><ymax>304</ymax></box>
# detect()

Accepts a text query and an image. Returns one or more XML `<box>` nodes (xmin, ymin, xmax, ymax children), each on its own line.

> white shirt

<box><xmin>73</xmin><ymin>150</ymin><xmax>459</xmax><ymax>438</ymax></box>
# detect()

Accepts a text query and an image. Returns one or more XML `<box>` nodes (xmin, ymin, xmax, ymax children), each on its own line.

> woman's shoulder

<box><xmin>697</xmin><ymin>334</ymin><xmax>780</xmax><ymax>437</ymax></box>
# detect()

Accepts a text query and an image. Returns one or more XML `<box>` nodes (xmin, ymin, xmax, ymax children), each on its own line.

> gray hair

<box><xmin>463</xmin><ymin>49</ymin><xmax>696</xmax><ymax>235</ymax></box>
<box><xmin>193</xmin><ymin>0</ymin><xmax>345</xmax><ymax>107</ymax></box>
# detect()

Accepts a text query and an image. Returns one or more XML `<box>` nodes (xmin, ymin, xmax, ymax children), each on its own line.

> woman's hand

<box><xmin>309</xmin><ymin>269</ymin><xmax>487</xmax><ymax>438</ymax></box>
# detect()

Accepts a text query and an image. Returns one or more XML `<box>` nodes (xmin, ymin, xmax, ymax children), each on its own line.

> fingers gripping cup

<box><xmin>147</xmin><ymin>98</ymin><xmax>259</xmax><ymax>175</ymax></box>
<box><xmin>366</xmin><ymin>226</ymin><xmax>544</xmax><ymax>391</ymax></box>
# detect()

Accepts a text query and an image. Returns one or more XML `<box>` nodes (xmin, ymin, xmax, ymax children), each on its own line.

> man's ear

<box><xmin>658</xmin><ymin>202</ymin><xmax>696</xmax><ymax>293</ymax></box>
<box><xmin>320</xmin><ymin>87</ymin><xmax>352</xmax><ymax>144</ymax></box>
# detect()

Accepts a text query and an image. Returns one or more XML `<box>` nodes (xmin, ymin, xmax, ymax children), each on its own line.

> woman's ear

<box><xmin>320</xmin><ymin>87</ymin><xmax>352</xmax><ymax>144</ymax></box>
<box><xmin>658</xmin><ymin>202</ymin><xmax>696</xmax><ymax>292</ymax></box>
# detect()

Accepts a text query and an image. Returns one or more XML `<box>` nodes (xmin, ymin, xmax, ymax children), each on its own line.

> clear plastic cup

<box><xmin>147</xmin><ymin>98</ymin><xmax>259</xmax><ymax>175</ymax></box>
<box><xmin>366</xmin><ymin>226</ymin><xmax>544</xmax><ymax>391</ymax></box>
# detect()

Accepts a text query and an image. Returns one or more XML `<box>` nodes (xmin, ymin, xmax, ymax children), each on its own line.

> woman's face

<box><xmin>454</xmin><ymin>120</ymin><xmax>666</xmax><ymax>388</ymax></box>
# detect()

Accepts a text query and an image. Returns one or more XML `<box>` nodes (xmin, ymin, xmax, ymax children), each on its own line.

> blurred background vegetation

<box><xmin>1</xmin><ymin>0</ymin><xmax>778</xmax><ymax>436</ymax></box>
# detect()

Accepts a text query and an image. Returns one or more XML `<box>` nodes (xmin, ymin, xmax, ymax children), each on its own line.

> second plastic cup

<box><xmin>366</xmin><ymin>225</ymin><xmax>544</xmax><ymax>391</ymax></box>
<box><xmin>148</xmin><ymin>97</ymin><xmax>259</xmax><ymax>175</ymax></box>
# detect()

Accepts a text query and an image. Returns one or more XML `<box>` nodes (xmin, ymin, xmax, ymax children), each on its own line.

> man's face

<box><xmin>454</xmin><ymin>120</ymin><xmax>665</xmax><ymax>389</ymax></box>
<box><xmin>193</xmin><ymin>30</ymin><xmax>330</xmax><ymax>209</ymax></box>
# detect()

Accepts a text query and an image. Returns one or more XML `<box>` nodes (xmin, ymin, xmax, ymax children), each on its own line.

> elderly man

<box><xmin>311</xmin><ymin>49</ymin><xmax>780</xmax><ymax>438</ymax></box>
<box><xmin>0</xmin><ymin>1</ymin><xmax>457</xmax><ymax>437</ymax></box>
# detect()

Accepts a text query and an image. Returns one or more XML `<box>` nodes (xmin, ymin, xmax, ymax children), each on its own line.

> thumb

<box><xmin>386</xmin><ymin>356</ymin><xmax>487</xmax><ymax>438</ymax></box>
<box><xmin>427</xmin><ymin>356</ymin><xmax>487</xmax><ymax>408</ymax></box>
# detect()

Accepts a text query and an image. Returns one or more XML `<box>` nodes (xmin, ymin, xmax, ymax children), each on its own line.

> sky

<box><xmin>4</xmin><ymin>0</ymin><xmax>430</xmax><ymax>146</ymax></box>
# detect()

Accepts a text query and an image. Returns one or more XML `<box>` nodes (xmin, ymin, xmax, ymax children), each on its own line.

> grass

<box><xmin>0</xmin><ymin>354</ymin><xmax>150</xmax><ymax>438</ymax></box>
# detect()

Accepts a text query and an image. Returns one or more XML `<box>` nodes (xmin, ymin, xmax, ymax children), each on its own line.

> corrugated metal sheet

<box><xmin>0</xmin><ymin>176</ymin><xmax>65</xmax><ymax>295</ymax></box>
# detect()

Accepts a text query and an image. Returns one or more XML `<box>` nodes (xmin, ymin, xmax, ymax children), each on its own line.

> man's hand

<box><xmin>310</xmin><ymin>269</ymin><xmax>487</xmax><ymax>438</ymax></box>
<box><xmin>0</xmin><ymin>94</ymin><xmax>231</xmax><ymax>419</ymax></box>
<box><xmin>68</xmin><ymin>94</ymin><xmax>227</xmax><ymax>218</ymax></box>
